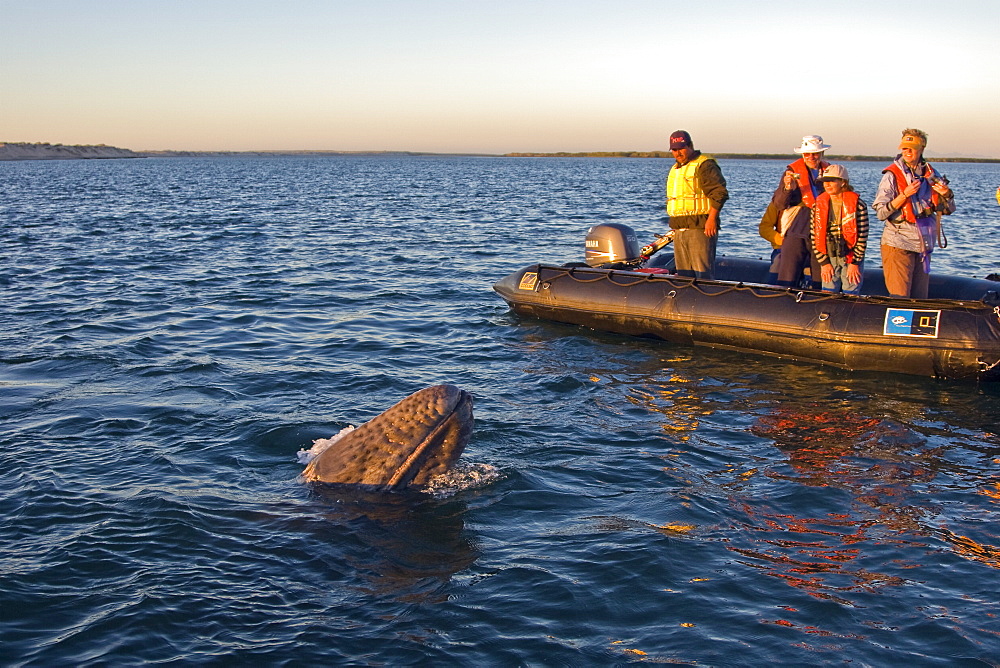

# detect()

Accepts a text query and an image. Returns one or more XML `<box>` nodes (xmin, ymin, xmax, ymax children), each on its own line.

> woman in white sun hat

<box><xmin>767</xmin><ymin>135</ymin><xmax>831</xmax><ymax>288</ymax></box>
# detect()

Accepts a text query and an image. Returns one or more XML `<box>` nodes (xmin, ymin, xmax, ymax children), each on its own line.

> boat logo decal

<box><xmin>883</xmin><ymin>308</ymin><xmax>941</xmax><ymax>338</ymax></box>
<box><xmin>519</xmin><ymin>272</ymin><xmax>539</xmax><ymax>291</ymax></box>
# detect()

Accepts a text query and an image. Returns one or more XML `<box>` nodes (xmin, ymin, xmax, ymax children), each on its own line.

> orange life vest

<box><xmin>788</xmin><ymin>158</ymin><xmax>830</xmax><ymax>208</ymax></box>
<box><xmin>813</xmin><ymin>190</ymin><xmax>860</xmax><ymax>263</ymax></box>
<box><xmin>883</xmin><ymin>162</ymin><xmax>941</xmax><ymax>224</ymax></box>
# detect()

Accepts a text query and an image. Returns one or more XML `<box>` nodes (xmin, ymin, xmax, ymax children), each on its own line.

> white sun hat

<box><xmin>793</xmin><ymin>135</ymin><xmax>831</xmax><ymax>153</ymax></box>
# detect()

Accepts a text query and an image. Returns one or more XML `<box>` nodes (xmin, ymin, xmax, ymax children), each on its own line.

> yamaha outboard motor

<box><xmin>585</xmin><ymin>223</ymin><xmax>640</xmax><ymax>267</ymax></box>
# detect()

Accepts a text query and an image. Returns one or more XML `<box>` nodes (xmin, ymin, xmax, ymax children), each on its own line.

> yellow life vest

<box><xmin>666</xmin><ymin>153</ymin><xmax>714</xmax><ymax>217</ymax></box>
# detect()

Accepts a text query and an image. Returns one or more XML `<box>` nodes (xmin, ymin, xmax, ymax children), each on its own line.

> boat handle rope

<box><xmin>687</xmin><ymin>284</ymin><xmax>841</xmax><ymax>302</ymax></box>
<box><xmin>560</xmin><ymin>268</ymin><xmax>619</xmax><ymax>284</ymax></box>
<box><xmin>556</xmin><ymin>267</ymin><xmax>842</xmax><ymax>302</ymax></box>
<box><xmin>605</xmin><ymin>273</ymin><xmax>667</xmax><ymax>288</ymax></box>
<box><xmin>659</xmin><ymin>279</ymin><xmax>842</xmax><ymax>302</ymax></box>
<box><xmin>560</xmin><ymin>267</ymin><xmax>678</xmax><ymax>288</ymax></box>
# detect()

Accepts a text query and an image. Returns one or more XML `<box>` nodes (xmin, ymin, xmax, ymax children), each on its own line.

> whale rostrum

<box><xmin>302</xmin><ymin>384</ymin><xmax>474</xmax><ymax>490</ymax></box>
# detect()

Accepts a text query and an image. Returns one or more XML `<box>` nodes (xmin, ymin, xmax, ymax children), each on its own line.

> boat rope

<box><xmin>604</xmin><ymin>273</ymin><xmax>666</xmax><ymax>288</ymax></box>
<box><xmin>560</xmin><ymin>268</ymin><xmax>615</xmax><ymax>284</ymax></box>
<box><xmin>677</xmin><ymin>282</ymin><xmax>842</xmax><ymax>302</ymax></box>
<box><xmin>555</xmin><ymin>266</ymin><xmax>843</xmax><ymax>302</ymax></box>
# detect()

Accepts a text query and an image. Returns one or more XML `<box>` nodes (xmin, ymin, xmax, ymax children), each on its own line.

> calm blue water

<box><xmin>2</xmin><ymin>155</ymin><xmax>1000</xmax><ymax>666</ymax></box>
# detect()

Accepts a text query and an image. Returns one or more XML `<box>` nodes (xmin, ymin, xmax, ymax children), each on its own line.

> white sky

<box><xmin>2</xmin><ymin>0</ymin><xmax>998</xmax><ymax>156</ymax></box>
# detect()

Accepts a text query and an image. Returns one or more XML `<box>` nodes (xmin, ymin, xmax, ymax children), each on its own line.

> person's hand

<box><xmin>846</xmin><ymin>263</ymin><xmax>862</xmax><ymax>285</ymax></box>
<box><xmin>783</xmin><ymin>170</ymin><xmax>797</xmax><ymax>190</ymax></box>
<box><xmin>704</xmin><ymin>210</ymin><xmax>719</xmax><ymax>238</ymax></box>
<box><xmin>903</xmin><ymin>179</ymin><xmax>922</xmax><ymax>197</ymax></box>
<box><xmin>931</xmin><ymin>181</ymin><xmax>952</xmax><ymax>198</ymax></box>
<box><xmin>821</xmin><ymin>264</ymin><xmax>835</xmax><ymax>283</ymax></box>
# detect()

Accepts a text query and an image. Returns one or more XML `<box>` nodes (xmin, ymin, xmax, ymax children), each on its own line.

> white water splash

<box><xmin>423</xmin><ymin>462</ymin><xmax>503</xmax><ymax>499</ymax></box>
<box><xmin>295</xmin><ymin>426</ymin><xmax>356</xmax><ymax>464</ymax></box>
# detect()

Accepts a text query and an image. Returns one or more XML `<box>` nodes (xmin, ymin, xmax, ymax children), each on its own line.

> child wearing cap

<box><xmin>810</xmin><ymin>164</ymin><xmax>869</xmax><ymax>295</ymax></box>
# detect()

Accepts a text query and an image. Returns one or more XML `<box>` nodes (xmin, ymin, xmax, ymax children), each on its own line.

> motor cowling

<box><xmin>584</xmin><ymin>223</ymin><xmax>640</xmax><ymax>267</ymax></box>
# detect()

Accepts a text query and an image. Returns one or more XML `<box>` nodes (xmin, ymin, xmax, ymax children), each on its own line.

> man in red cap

<box><xmin>664</xmin><ymin>130</ymin><xmax>728</xmax><ymax>279</ymax></box>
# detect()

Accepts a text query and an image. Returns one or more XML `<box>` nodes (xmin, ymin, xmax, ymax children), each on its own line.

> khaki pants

<box><xmin>881</xmin><ymin>244</ymin><xmax>929</xmax><ymax>299</ymax></box>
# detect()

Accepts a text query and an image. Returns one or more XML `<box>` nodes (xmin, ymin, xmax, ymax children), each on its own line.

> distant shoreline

<box><xmin>2</xmin><ymin>142</ymin><xmax>998</xmax><ymax>163</ymax></box>
<box><xmin>0</xmin><ymin>142</ymin><xmax>494</xmax><ymax>162</ymax></box>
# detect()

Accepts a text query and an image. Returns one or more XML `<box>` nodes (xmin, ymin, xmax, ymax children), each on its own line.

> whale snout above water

<box><xmin>301</xmin><ymin>384</ymin><xmax>474</xmax><ymax>490</ymax></box>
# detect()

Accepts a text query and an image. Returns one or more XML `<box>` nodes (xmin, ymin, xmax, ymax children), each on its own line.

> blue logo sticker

<box><xmin>883</xmin><ymin>308</ymin><xmax>941</xmax><ymax>338</ymax></box>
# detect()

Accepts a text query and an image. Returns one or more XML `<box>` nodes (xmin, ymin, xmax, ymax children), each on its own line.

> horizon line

<box><xmin>3</xmin><ymin>142</ymin><xmax>999</xmax><ymax>163</ymax></box>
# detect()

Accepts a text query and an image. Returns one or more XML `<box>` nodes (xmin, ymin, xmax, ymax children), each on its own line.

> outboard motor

<box><xmin>585</xmin><ymin>223</ymin><xmax>640</xmax><ymax>267</ymax></box>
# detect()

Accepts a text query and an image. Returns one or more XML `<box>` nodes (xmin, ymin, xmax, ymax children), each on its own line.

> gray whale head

<box><xmin>302</xmin><ymin>384</ymin><xmax>474</xmax><ymax>490</ymax></box>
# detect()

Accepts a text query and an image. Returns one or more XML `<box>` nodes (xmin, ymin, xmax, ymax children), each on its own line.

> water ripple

<box><xmin>2</xmin><ymin>156</ymin><xmax>1000</xmax><ymax>665</ymax></box>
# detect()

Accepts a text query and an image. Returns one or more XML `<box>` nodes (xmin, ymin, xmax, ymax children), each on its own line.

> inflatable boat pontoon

<box><xmin>493</xmin><ymin>224</ymin><xmax>1000</xmax><ymax>382</ymax></box>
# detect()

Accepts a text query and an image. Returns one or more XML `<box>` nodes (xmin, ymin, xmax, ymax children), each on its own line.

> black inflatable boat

<box><xmin>493</xmin><ymin>224</ymin><xmax>1000</xmax><ymax>382</ymax></box>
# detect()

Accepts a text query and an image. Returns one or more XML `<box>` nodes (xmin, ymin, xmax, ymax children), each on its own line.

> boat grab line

<box><xmin>556</xmin><ymin>267</ymin><xmax>844</xmax><ymax>303</ymax></box>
